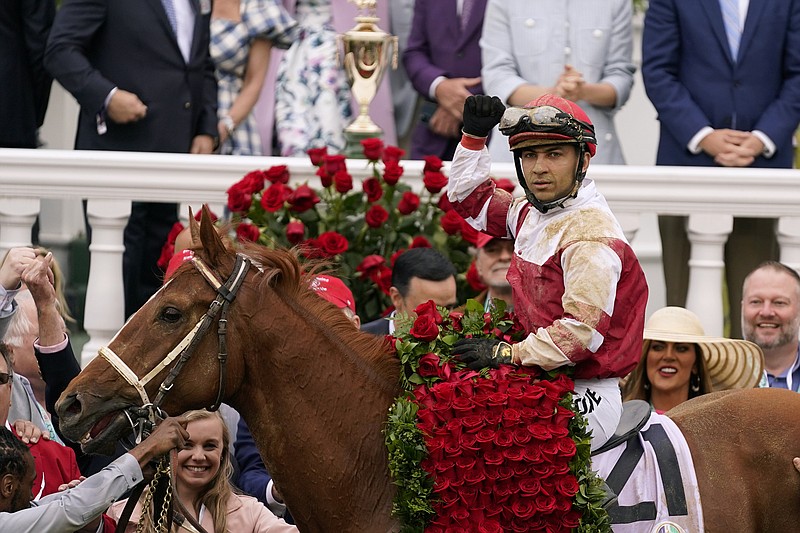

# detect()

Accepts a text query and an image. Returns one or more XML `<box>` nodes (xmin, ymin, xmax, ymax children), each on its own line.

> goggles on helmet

<box><xmin>499</xmin><ymin>105</ymin><xmax>596</xmax><ymax>144</ymax></box>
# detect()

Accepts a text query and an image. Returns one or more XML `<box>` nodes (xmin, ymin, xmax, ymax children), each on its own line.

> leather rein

<box><xmin>105</xmin><ymin>253</ymin><xmax>251</xmax><ymax>533</ymax></box>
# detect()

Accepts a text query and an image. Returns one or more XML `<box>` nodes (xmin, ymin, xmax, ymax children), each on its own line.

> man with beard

<box><xmin>741</xmin><ymin>261</ymin><xmax>800</xmax><ymax>391</ymax></box>
<box><xmin>473</xmin><ymin>233</ymin><xmax>514</xmax><ymax>312</ymax></box>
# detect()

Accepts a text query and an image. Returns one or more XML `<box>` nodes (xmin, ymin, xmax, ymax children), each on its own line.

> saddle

<box><xmin>592</xmin><ymin>400</ymin><xmax>650</xmax><ymax>456</ymax></box>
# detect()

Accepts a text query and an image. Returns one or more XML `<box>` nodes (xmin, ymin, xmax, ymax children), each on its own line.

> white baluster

<box><xmin>0</xmin><ymin>198</ymin><xmax>40</xmax><ymax>259</ymax></box>
<box><xmin>777</xmin><ymin>216</ymin><xmax>800</xmax><ymax>273</ymax></box>
<box><xmin>82</xmin><ymin>199</ymin><xmax>131</xmax><ymax>367</ymax></box>
<box><xmin>685</xmin><ymin>214</ymin><xmax>733</xmax><ymax>337</ymax></box>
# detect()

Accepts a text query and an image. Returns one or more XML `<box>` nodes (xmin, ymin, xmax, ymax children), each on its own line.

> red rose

<box><xmin>288</xmin><ymin>184</ymin><xmax>320</xmax><ymax>213</ymax></box>
<box><xmin>264</xmin><ymin>165</ymin><xmax>290</xmax><ymax>184</ymax></box>
<box><xmin>285</xmin><ymin>220</ymin><xmax>305</xmax><ymax>244</ymax></box>
<box><xmin>236</xmin><ymin>223</ymin><xmax>260</xmax><ymax>242</ymax></box>
<box><xmin>561</xmin><ymin>510</ymin><xmax>582</xmax><ymax>528</ymax></box>
<box><xmin>226</xmin><ymin>186</ymin><xmax>252</xmax><ymax>214</ymax></box>
<box><xmin>361</xmin><ymin>137</ymin><xmax>384</xmax><ymax>161</ymax></box>
<box><xmin>165</xmin><ymin>221</ymin><xmax>185</xmax><ymax>244</ymax></box>
<box><xmin>260</xmin><ymin>183</ymin><xmax>292</xmax><ymax>212</ymax></box>
<box><xmin>410</xmin><ymin>236</ymin><xmax>431</xmax><ymax>248</ymax></box>
<box><xmin>382</xmin><ymin>145</ymin><xmax>405</xmax><ymax>164</ymax></box>
<box><xmin>236</xmin><ymin>170</ymin><xmax>266</xmax><ymax>193</ymax></box>
<box><xmin>466</xmin><ymin>261</ymin><xmax>487</xmax><ymax>291</ymax></box>
<box><xmin>478</xmin><ymin>520</ymin><xmax>503</xmax><ymax>533</ymax></box>
<box><xmin>390</xmin><ymin>248</ymin><xmax>405</xmax><ymax>266</ymax></box>
<box><xmin>397</xmin><ymin>191</ymin><xmax>420</xmax><ymax>214</ymax></box>
<box><xmin>323</xmin><ymin>154</ymin><xmax>347</xmax><ymax>176</ymax></box>
<box><xmin>333</xmin><ymin>170</ymin><xmax>353</xmax><ymax>193</ymax></box>
<box><xmin>365</xmin><ymin>204</ymin><xmax>389</xmax><ymax>228</ymax></box>
<box><xmin>356</xmin><ymin>255</ymin><xmax>385</xmax><ymax>277</ymax></box>
<box><xmin>511</xmin><ymin>498</ymin><xmax>537</xmax><ymax>520</ymax></box>
<box><xmin>423</xmin><ymin>170</ymin><xmax>448</xmax><ymax>193</ymax></box>
<box><xmin>373</xmin><ymin>265</ymin><xmax>393</xmax><ymax>295</ymax></box>
<box><xmin>440</xmin><ymin>210</ymin><xmax>464</xmax><ymax>235</ymax></box>
<box><xmin>316</xmin><ymin>231</ymin><xmax>348</xmax><ymax>257</ymax></box>
<box><xmin>418</xmin><ymin>353</ymin><xmax>441</xmax><ymax>377</ymax></box>
<box><xmin>362</xmin><ymin>177</ymin><xmax>383</xmax><ymax>203</ymax></box>
<box><xmin>383</xmin><ymin>159</ymin><xmax>403</xmax><ymax>186</ymax></box>
<box><xmin>423</xmin><ymin>155</ymin><xmax>444</xmax><ymax>173</ymax></box>
<box><xmin>316</xmin><ymin>166</ymin><xmax>333</xmax><ymax>188</ymax></box>
<box><xmin>414</xmin><ymin>300</ymin><xmax>443</xmax><ymax>324</ymax></box>
<box><xmin>534</xmin><ymin>494</ymin><xmax>557</xmax><ymax>513</ymax></box>
<box><xmin>307</xmin><ymin>147</ymin><xmax>327</xmax><ymax>166</ymax></box>
<box><xmin>555</xmin><ymin>475</ymin><xmax>580</xmax><ymax>497</ymax></box>
<box><xmin>492</xmin><ymin>177</ymin><xmax>517</xmax><ymax>193</ymax></box>
<box><xmin>409</xmin><ymin>314</ymin><xmax>440</xmax><ymax>341</ymax></box>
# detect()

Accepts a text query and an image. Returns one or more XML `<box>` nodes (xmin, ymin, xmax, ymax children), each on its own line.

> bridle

<box><xmin>100</xmin><ymin>252</ymin><xmax>251</xmax><ymax>442</ymax></box>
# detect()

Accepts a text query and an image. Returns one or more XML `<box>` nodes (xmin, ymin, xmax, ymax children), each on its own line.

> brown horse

<box><xmin>56</xmin><ymin>210</ymin><xmax>800</xmax><ymax>532</ymax></box>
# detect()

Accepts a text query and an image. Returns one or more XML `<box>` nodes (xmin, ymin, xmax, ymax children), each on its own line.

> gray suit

<box><xmin>0</xmin><ymin>453</ymin><xmax>142</xmax><ymax>530</ymax></box>
<box><xmin>480</xmin><ymin>0</ymin><xmax>635</xmax><ymax>164</ymax></box>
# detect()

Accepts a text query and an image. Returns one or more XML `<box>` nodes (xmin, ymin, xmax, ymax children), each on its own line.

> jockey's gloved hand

<box><xmin>451</xmin><ymin>338</ymin><xmax>513</xmax><ymax>370</ymax></box>
<box><xmin>462</xmin><ymin>95</ymin><xmax>506</xmax><ymax>138</ymax></box>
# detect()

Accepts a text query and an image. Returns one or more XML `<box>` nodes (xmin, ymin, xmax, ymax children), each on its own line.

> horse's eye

<box><xmin>160</xmin><ymin>307</ymin><xmax>183</xmax><ymax>323</ymax></box>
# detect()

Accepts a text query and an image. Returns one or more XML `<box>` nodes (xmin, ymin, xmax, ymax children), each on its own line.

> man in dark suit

<box><xmin>361</xmin><ymin>248</ymin><xmax>458</xmax><ymax>335</ymax></box>
<box><xmin>44</xmin><ymin>0</ymin><xmax>218</xmax><ymax>317</ymax></box>
<box><xmin>0</xmin><ymin>0</ymin><xmax>55</xmax><ymax>148</ymax></box>
<box><xmin>642</xmin><ymin>0</ymin><xmax>800</xmax><ymax>337</ymax></box>
<box><xmin>402</xmin><ymin>0</ymin><xmax>487</xmax><ymax>160</ymax></box>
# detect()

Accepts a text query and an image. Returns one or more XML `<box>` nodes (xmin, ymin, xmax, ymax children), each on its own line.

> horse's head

<box><xmin>57</xmin><ymin>207</ymin><xmax>254</xmax><ymax>454</ymax></box>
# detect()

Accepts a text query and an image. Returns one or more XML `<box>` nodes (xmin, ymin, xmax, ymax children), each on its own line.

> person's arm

<box><xmin>22</xmin><ymin>0</ymin><xmax>56</xmax><ymax>128</ymax></box>
<box><xmin>590</xmin><ymin>0</ymin><xmax>635</xmax><ymax>110</ymax></box>
<box><xmin>218</xmin><ymin>38</ymin><xmax>272</xmax><ymax>144</ymax></box>
<box><xmin>402</xmin><ymin>0</ymin><xmax>448</xmax><ymax>100</ymax></box>
<box><xmin>0</xmin><ymin>417</ymin><xmax>187</xmax><ymax>530</ymax></box>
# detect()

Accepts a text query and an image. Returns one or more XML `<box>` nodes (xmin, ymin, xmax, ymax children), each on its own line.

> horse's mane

<box><xmin>236</xmin><ymin>242</ymin><xmax>401</xmax><ymax>393</ymax></box>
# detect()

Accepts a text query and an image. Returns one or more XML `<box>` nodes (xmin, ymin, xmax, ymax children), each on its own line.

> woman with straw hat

<box><xmin>622</xmin><ymin>306</ymin><xmax>766</xmax><ymax>413</ymax></box>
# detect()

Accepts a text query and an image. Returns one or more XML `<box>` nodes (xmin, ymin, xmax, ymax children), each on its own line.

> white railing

<box><xmin>1</xmin><ymin>148</ymin><xmax>799</xmax><ymax>365</ymax></box>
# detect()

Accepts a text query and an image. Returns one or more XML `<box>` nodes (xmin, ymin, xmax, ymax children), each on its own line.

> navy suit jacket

<box><xmin>403</xmin><ymin>0</ymin><xmax>487</xmax><ymax>159</ymax></box>
<box><xmin>44</xmin><ymin>0</ymin><xmax>217</xmax><ymax>152</ymax></box>
<box><xmin>361</xmin><ymin>317</ymin><xmax>391</xmax><ymax>336</ymax></box>
<box><xmin>642</xmin><ymin>0</ymin><xmax>800</xmax><ymax>167</ymax></box>
<box><xmin>0</xmin><ymin>0</ymin><xmax>54</xmax><ymax>148</ymax></box>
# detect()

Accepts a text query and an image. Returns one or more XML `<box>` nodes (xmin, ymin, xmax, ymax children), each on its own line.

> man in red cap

<box><xmin>447</xmin><ymin>94</ymin><xmax>648</xmax><ymax>457</ymax></box>
<box><xmin>473</xmin><ymin>233</ymin><xmax>514</xmax><ymax>312</ymax></box>
<box><xmin>309</xmin><ymin>275</ymin><xmax>360</xmax><ymax>328</ymax></box>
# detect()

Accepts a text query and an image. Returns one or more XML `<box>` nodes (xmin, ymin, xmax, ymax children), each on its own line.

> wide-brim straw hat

<box><xmin>643</xmin><ymin>307</ymin><xmax>765</xmax><ymax>391</ymax></box>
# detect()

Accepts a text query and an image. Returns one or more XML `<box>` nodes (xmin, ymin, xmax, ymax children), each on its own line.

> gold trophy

<box><xmin>338</xmin><ymin>0</ymin><xmax>398</xmax><ymax>158</ymax></box>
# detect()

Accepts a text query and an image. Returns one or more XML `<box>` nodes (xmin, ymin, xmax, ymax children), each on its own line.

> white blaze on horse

<box><xmin>56</xmin><ymin>208</ymin><xmax>800</xmax><ymax>532</ymax></box>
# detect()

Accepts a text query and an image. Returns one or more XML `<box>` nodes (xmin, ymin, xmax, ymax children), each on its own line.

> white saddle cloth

<box><xmin>592</xmin><ymin>413</ymin><xmax>705</xmax><ymax>533</ymax></box>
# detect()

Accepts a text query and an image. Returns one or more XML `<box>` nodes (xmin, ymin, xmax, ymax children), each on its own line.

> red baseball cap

<box><xmin>476</xmin><ymin>233</ymin><xmax>494</xmax><ymax>248</ymax></box>
<box><xmin>310</xmin><ymin>275</ymin><xmax>356</xmax><ymax>313</ymax></box>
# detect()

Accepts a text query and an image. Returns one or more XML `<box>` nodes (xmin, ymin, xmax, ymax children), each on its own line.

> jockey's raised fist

<box><xmin>462</xmin><ymin>95</ymin><xmax>505</xmax><ymax>138</ymax></box>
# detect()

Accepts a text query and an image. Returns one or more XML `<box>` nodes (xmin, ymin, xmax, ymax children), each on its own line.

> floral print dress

<box><xmin>210</xmin><ymin>0</ymin><xmax>296</xmax><ymax>155</ymax></box>
<box><xmin>274</xmin><ymin>0</ymin><xmax>354</xmax><ymax>157</ymax></box>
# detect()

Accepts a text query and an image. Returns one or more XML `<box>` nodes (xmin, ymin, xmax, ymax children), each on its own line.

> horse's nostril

<box><xmin>58</xmin><ymin>394</ymin><xmax>82</xmax><ymax>418</ymax></box>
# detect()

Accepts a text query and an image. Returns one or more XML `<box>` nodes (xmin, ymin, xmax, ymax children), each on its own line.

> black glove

<box><xmin>451</xmin><ymin>338</ymin><xmax>513</xmax><ymax>370</ymax></box>
<box><xmin>462</xmin><ymin>95</ymin><xmax>506</xmax><ymax>138</ymax></box>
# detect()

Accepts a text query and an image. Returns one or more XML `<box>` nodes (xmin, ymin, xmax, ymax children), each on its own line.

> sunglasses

<box><xmin>499</xmin><ymin>105</ymin><xmax>595</xmax><ymax>142</ymax></box>
<box><xmin>0</xmin><ymin>372</ymin><xmax>11</xmax><ymax>385</ymax></box>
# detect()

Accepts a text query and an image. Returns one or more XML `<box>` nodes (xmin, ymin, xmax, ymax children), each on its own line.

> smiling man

<box><xmin>741</xmin><ymin>261</ymin><xmax>800</xmax><ymax>391</ymax></box>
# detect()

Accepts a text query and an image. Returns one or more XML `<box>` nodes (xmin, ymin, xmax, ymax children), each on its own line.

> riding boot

<box><xmin>599</xmin><ymin>480</ymin><xmax>618</xmax><ymax>509</ymax></box>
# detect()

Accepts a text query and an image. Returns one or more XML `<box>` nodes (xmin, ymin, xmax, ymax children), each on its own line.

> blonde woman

<box><xmin>108</xmin><ymin>410</ymin><xmax>296</xmax><ymax>532</ymax></box>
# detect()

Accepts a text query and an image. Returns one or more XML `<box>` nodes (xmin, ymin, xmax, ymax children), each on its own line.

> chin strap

<box><xmin>513</xmin><ymin>144</ymin><xmax>588</xmax><ymax>214</ymax></box>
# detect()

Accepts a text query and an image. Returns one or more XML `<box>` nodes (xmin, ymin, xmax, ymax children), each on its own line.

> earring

<box><xmin>690</xmin><ymin>373</ymin><xmax>701</xmax><ymax>393</ymax></box>
<box><xmin>643</xmin><ymin>381</ymin><xmax>650</xmax><ymax>391</ymax></box>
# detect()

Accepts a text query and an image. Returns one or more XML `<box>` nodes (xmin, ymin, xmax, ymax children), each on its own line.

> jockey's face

<box><xmin>518</xmin><ymin>145</ymin><xmax>588</xmax><ymax>204</ymax></box>
<box><xmin>741</xmin><ymin>267</ymin><xmax>800</xmax><ymax>352</ymax></box>
<box><xmin>645</xmin><ymin>341</ymin><xmax>698</xmax><ymax>402</ymax></box>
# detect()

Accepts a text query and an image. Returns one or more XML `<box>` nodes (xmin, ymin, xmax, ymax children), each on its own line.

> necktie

<box><xmin>460</xmin><ymin>0</ymin><xmax>474</xmax><ymax>31</ymax></box>
<box><xmin>161</xmin><ymin>0</ymin><xmax>178</xmax><ymax>35</ymax></box>
<box><xmin>719</xmin><ymin>0</ymin><xmax>742</xmax><ymax>61</ymax></box>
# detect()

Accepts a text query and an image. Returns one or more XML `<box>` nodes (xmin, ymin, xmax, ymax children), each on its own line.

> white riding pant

<box><xmin>572</xmin><ymin>377</ymin><xmax>622</xmax><ymax>452</ymax></box>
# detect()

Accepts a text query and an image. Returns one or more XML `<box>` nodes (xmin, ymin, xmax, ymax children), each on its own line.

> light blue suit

<box><xmin>480</xmin><ymin>0</ymin><xmax>635</xmax><ymax>164</ymax></box>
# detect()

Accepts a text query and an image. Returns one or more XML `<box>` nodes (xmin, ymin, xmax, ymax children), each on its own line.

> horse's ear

<box><xmin>188</xmin><ymin>206</ymin><xmax>201</xmax><ymax>246</ymax></box>
<box><xmin>199</xmin><ymin>204</ymin><xmax>226</xmax><ymax>264</ymax></box>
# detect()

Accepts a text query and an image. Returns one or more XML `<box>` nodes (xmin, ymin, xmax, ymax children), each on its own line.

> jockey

<box><xmin>448</xmin><ymin>94</ymin><xmax>649</xmax><ymax>454</ymax></box>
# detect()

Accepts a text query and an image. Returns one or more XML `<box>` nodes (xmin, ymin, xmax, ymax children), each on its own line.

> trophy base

<box><xmin>343</xmin><ymin>129</ymin><xmax>383</xmax><ymax>159</ymax></box>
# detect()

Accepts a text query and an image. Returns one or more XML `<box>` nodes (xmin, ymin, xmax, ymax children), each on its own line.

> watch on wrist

<box><xmin>492</xmin><ymin>341</ymin><xmax>512</xmax><ymax>361</ymax></box>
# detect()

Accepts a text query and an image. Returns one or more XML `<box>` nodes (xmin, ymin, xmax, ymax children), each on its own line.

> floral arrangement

<box><xmin>384</xmin><ymin>300</ymin><xmax>611</xmax><ymax>532</ymax></box>
<box><xmin>223</xmin><ymin>139</ymin><xmax>495</xmax><ymax>321</ymax></box>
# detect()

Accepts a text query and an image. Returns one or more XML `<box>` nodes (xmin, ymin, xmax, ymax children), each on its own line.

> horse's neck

<box><xmin>232</xmin><ymin>326</ymin><xmax>399</xmax><ymax>532</ymax></box>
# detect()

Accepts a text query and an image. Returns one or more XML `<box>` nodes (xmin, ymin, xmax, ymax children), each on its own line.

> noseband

<box><xmin>99</xmin><ymin>253</ymin><xmax>251</xmax><ymax>439</ymax></box>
